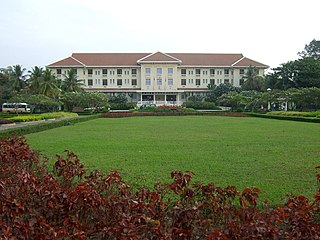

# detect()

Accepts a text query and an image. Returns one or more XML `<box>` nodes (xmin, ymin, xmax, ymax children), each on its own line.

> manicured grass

<box><xmin>26</xmin><ymin>116</ymin><xmax>320</xmax><ymax>203</ymax></box>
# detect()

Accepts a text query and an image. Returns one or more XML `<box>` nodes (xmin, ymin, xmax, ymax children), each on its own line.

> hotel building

<box><xmin>48</xmin><ymin>52</ymin><xmax>268</xmax><ymax>106</ymax></box>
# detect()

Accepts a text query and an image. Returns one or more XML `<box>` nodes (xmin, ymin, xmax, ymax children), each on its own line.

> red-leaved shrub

<box><xmin>0</xmin><ymin>136</ymin><xmax>320</xmax><ymax>239</ymax></box>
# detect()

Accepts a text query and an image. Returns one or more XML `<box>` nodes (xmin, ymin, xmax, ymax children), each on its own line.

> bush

<box><xmin>8</xmin><ymin>115</ymin><xmax>45</xmax><ymax>122</ymax></box>
<box><xmin>109</xmin><ymin>102</ymin><xmax>136</xmax><ymax>110</ymax></box>
<box><xmin>0</xmin><ymin>136</ymin><xmax>320</xmax><ymax>239</ymax></box>
<box><xmin>266</xmin><ymin>111</ymin><xmax>320</xmax><ymax>118</ymax></box>
<box><xmin>41</xmin><ymin>112</ymin><xmax>78</xmax><ymax>119</ymax></box>
<box><xmin>182</xmin><ymin>101</ymin><xmax>221</xmax><ymax>110</ymax></box>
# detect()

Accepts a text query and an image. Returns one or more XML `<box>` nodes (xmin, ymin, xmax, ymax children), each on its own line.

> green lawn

<box><xmin>26</xmin><ymin>116</ymin><xmax>320</xmax><ymax>203</ymax></box>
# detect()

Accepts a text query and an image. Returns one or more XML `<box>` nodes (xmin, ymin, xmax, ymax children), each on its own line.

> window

<box><xmin>132</xmin><ymin>79</ymin><xmax>137</xmax><ymax>85</ymax></box>
<box><xmin>157</xmin><ymin>68</ymin><xmax>162</xmax><ymax>74</ymax></box>
<box><xmin>95</xmin><ymin>79</ymin><xmax>100</xmax><ymax>85</ymax></box>
<box><xmin>88</xmin><ymin>79</ymin><xmax>93</xmax><ymax>86</ymax></box>
<box><xmin>88</xmin><ymin>69</ymin><xmax>93</xmax><ymax>75</ymax></box>
<box><xmin>240</xmin><ymin>79</ymin><xmax>244</xmax><ymax>85</ymax></box>
<box><xmin>181</xmin><ymin>69</ymin><xmax>186</xmax><ymax>75</ymax></box>
<box><xmin>196</xmin><ymin>69</ymin><xmax>201</xmax><ymax>75</ymax></box>
<box><xmin>109</xmin><ymin>70</ymin><xmax>115</xmax><ymax>75</ymax></box>
<box><xmin>224</xmin><ymin>79</ymin><xmax>229</xmax><ymax>84</ymax></box>
<box><xmin>102</xmin><ymin>69</ymin><xmax>108</xmax><ymax>75</ymax></box>
<box><xmin>145</xmin><ymin>68</ymin><xmax>151</xmax><ymax>74</ymax></box>
<box><xmin>203</xmin><ymin>70</ymin><xmax>207</xmax><ymax>75</ymax></box>
<box><xmin>188</xmin><ymin>79</ymin><xmax>194</xmax><ymax>84</ymax></box>
<box><xmin>132</xmin><ymin>69</ymin><xmax>137</xmax><ymax>75</ymax></box>
<box><xmin>181</xmin><ymin>79</ymin><xmax>186</xmax><ymax>85</ymax></box>
<box><xmin>117</xmin><ymin>79</ymin><xmax>122</xmax><ymax>85</ymax></box>
<box><xmin>210</xmin><ymin>79</ymin><xmax>215</xmax><ymax>85</ymax></box>
<box><xmin>196</xmin><ymin>79</ymin><xmax>201</xmax><ymax>86</ymax></box>
<box><xmin>168</xmin><ymin>78</ymin><xmax>173</xmax><ymax>85</ymax></box>
<box><xmin>56</xmin><ymin>69</ymin><xmax>62</xmax><ymax>74</ymax></box>
<box><xmin>95</xmin><ymin>70</ymin><xmax>100</xmax><ymax>75</ymax></box>
<box><xmin>224</xmin><ymin>69</ymin><xmax>229</xmax><ymax>75</ymax></box>
<box><xmin>145</xmin><ymin>78</ymin><xmax>151</xmax><ymax>85</ymax></box>
<box><xmin>188</xmin><ymin>70</ymin><xmax>193</xmax><ymax>75</ymax></box>
<box><xmin>103</xmin><ymin>79</ymin><xmax>108</xmax><ymax>85</ymax></box>
<box><xmin>210</xmin><ymin>69</ymin><xmax>215</xmax><ymax>75</ymax></box>
<box><xmin>117</xmin><ymin>69</ymin><xmax>122</xmax><ymax>75</ymax></box>
<box><xmin>157</xmin><ymin>78</ymin><xmax>162</xmax><ymax>85</ymax></box>
<box><xmin>240</xmin><ymin>69</ymin><xmax>245</xmax><ymax>75</ymax></box>
<box><xmin>168</xmin><ymin>68</ymin><xmax>173</xmax><ymax>74</ymax></box>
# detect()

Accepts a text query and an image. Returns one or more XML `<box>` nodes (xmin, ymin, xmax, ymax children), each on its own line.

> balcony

<box><xmin>137</xmin><ymin>101</ymin><xmax>183</xmax><ymax>107</ymax></box>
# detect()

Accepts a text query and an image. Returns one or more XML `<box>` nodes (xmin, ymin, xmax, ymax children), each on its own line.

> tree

<box><xmin>7</xmin><ymin>65</ymin><xmax>27</xmax><ymax>92</ymax></box>
<box><xmin>39</xmin><ymin>68</ymin><xmax>60</xmax><ymax>98</ymax></box>
<box><xmin>205</xmin><ymin>83</ymin><xmax>239</xmax><ymax>102</ymax></box>
<box><xmin>28</xmin><ymin>66</ymin><xmax>43</xmax><ymax>94</ymax></box>
<box><xmin>298</xmin><ymin>39</ymin><xmax>320</xmax><ymax>60</ymax></box>
<box><xmin>0</xmin><ymin>68</ymin><xmax>12</xmax><ymax>103</ymax></box>
<box><xmin>241</xmin><ymin>66</ymin><xmax>265</xmax><ymax>91</ymax></box>
<box><xmin>62</xmin><ymin>69</ymin><xmax>84</xmax><ymax>93</ymax></box>
<box><xmin>108</xmin><ymin>94</ymin><xmax>128</xmax><ymax>103</ymax></box>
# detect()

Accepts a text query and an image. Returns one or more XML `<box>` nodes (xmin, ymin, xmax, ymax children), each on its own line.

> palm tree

<box><xmin>28</xmin><ymin>66</ymin><xmax>43</xmax><ymax>94</ymax></box>
<box><xmin>62</xmin><ymin>69</ymin><xmax>84</xmax><ymax>93</ymax></box>
<box><xmin>241</xmin><ymin>66</ymin><xmax>265</xmax><ymax>91</ymax></box>
<box><xmin>7</xmin><ymin>65</ymin><xmax>27</xmax><ymax>92</ymax></box>
<box><xmin>39</xmin><ymin>68</ymin><xmax>60</xmax><ymax>98</ymax></box>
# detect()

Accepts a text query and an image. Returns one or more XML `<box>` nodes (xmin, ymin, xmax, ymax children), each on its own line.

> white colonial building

<box><xmin>48</xmin><ymin>52</ymin><xmax>268</xmax><ymax>106</ymax></box>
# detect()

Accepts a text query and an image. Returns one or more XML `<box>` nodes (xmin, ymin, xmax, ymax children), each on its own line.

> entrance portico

<box><xmin>137</xmin><ymin>90</ymin><xmax>184</xmax><ymax>106</ymax></box>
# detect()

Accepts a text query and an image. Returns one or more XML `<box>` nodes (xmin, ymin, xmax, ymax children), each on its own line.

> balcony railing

<box><xmin>137</xmin><ymin>101</ymin><xmax>183</xmax><ymax>107</ymax></box>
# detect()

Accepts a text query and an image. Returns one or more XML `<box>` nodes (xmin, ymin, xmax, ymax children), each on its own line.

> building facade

<box><xmin>48</xmin><ymin>52</ymin><xmax>268</xmax><ymax>106</ymax></box>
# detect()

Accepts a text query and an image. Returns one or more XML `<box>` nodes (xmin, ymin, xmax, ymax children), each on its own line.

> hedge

<box><xmin>0</xmin><ymin>114</ymin><xmax>100</xmax><ymax>139</ymax></box>
<box><xmin>102</xmin><ymin>112</ymin><xmax>250</xmax><ymax>118</ymax></box>
<box><xmin>248</xmin><ymin>112</ymin><xmax>320</xmax><ymax>123</ymax></box>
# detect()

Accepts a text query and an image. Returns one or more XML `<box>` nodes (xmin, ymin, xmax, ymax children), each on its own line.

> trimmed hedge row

<box><xmin>102</xmin><ymin>112</ymin><xmax>250</xmax><ymax>118</ymax></box>
<box><xmin>7</xmin><ymin>112</ymin><xmax>79</xmax><ymax>122</ymax></box>
<box><xmin>0</xmin><ymin>114</ymin><xmax>100</xmax><ymax>139</ymax></box>
<box><xmin>266</xmin><ymin>111</ymin><xmax>320</xmax><ymax>118</ymax></box>
<box><xmin>248</xmin><ymin>112</ymin><xmax>320</xmax><ymax>123</ymax></box>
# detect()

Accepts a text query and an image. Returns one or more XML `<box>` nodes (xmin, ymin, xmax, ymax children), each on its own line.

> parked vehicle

<box><xmin>2</xmin><ymin>103</ymin><xmax>31</xmax><ymax>113</ymax></box>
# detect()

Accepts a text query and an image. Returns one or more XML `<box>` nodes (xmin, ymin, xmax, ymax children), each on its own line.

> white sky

<box><xmin>1</xmin><ymin>0</ymin><xmax>319</xmax><ymax>71</ymax></box>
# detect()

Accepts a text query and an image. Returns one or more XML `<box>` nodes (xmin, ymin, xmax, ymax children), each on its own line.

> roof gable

<box><xmin>137</xmin><ymin>52</ymin><xmax>182</xmax><ymax>63</ymax></box>
<box><xmin>48</xmin><ymin>57</ymin><xmax>84</xmax><ymax>67</ymax></box>
<box><xmin>232</xmin><ymin>57</ymin><xmax>269</xmax><ymax>68</ymax></box>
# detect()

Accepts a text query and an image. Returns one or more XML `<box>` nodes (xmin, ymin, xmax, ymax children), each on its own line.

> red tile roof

<box><xmin>137</xmin><ymin>52</ymin><xmax>182</xmax><ymax>63</ymax></box>
<box><xmin>232</xmin><ymin>57</ymin><xmax>268</xmax><ymax>67</ymax></box>
<box><xmin>48</xmin><ymin>52</ymin><xmax>268</xmax><ymax>68</ymax></box>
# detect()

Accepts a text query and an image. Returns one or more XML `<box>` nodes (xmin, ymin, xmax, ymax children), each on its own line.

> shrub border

<box><xmin>247</xmin><ymin>112</ymin><xmax>320</xmax><ymax>123</ymax></box>
<box><xmin>102</xmin><ymin>111</ymin><xmax>250</xmax><ymax>118</ymax></box>
<box><xmin>0</xmin><ymin>114</ymin><xmax>101</xmax><ymax>138</ymax></box>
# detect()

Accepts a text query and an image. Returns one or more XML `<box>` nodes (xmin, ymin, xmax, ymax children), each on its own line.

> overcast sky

<box><xmin>1</xmin><ymin>0</ymin><xmax>319</xmax><ymax>71</ymax></box>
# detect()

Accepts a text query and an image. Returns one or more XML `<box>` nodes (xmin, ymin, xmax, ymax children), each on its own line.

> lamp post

<box><xmin>267</xmin><ymin>88</ymin><xmax>272</xmax><ymax>110</ymax></box>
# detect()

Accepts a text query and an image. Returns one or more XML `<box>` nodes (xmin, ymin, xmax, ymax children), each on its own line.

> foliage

<box><xmin>40</xmin><ymin>112</ymin><xmax>78</xmax><ymax>119</ymax></box>
<box><xmin>241</xmin><ymin>66</ymin><xmax>266</xmax><ymax>91</ymax></box>
<box><xmin>9</xmin><ymin>94</ymin><xmax>61</xmax><ymax>112</ymax></box>
<box><xmin>187</xmin><ymin>95</ymin><xmax>204</xmax><ymax>102</ymax></box>
<box><xmin>266</xmin><ymin>111</ymin><xmax>320</xmax><ymax>118</ymax></box>
<box><xmin>62</xmin><ymin>92</ymin><xmax>109</xmax><ymax>112</ymax></box>
<box><xmin>108</xmin><ymin>94</ymin><xmax>128</xmax><ymax>103</ymax></box>
<box><xmin>8</xmin><ymin>115</ymin><xmax>45</xmax><ymax>122</ymax></box>
<box><xmin>39</xmin><ymin>68</ymin><xmax>61</xmax><ymax>98</ymax></box>
<box><xmin>298</xmin><ymin>39</ymin><xmax>320</xmax><ymax>60</ymax></box>
<box><xmin>6</xmin><ymin>65</ymin><xmax>28</xmax><ymax>93</ymax></box>
<box><xmin>0</xmin><ymin>68</ymin><xmax>12</xmax><ymax>103</ymax></box>
<box><xmin>182</xmin><ymin>101</ymin><xmax>220</xmax><ymax>110</ymax></box>
<box><xmin>27</xmin><ymin>66</ymin><xmax>43</xmax><ymax>94</ymax></box>
<box><xmin>288</xmin><ymin>87</ymin><xmax>320</xmax><ymax>110</ymax></box>
<box><xmin>62</xmin><ymin>69</ymin><xmax>84</xmax><ymax>93</ymax></box>
<box><xmin>1</xmin><ymin>136</ymin><xmax>320</xmax><ymax>239</ymax></box>
<box><xmin>109</xmin><ymin>102</ymin><xmax>136</xmax><ymax>110</ymax></box>
<box><xmin>205</xmin><ymin>83</ymin><xmax>240</xmax><ymax>102</ymax></box>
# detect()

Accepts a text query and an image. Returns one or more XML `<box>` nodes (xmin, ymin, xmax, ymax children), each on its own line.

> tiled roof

<box><xmin>137</xmin><ymin>52</ymin><xmax>182</xmax><ymax>63</ymax></box>
<box><xmin>48</xmin><ymin>52</ymin><xmax>268</xmax><ymax>68</ymax></box>
<box><xmin>48</xmin><ymin>57</ymin><xmax>84</xmax><ymax>67</ymax></box>
<box><xmin>232</xmin><ymin>57</ymin><xmax>268</xmax><ymax>67</ymax></box>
